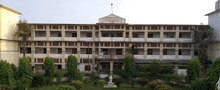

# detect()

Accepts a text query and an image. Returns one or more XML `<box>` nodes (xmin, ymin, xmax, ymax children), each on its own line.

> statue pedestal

<box><xmin>104</xmin><ymin>82</ymin><xmax>117</xmax><ymax>88</ymax></box>
<box><xmin>103</xmin><ymin>75</ymin><xmax>117</xmax><ymax>88</ymax></box>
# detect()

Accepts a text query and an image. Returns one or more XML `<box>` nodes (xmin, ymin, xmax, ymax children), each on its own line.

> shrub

<box><xmin>149</xmin><ymin>60</ymin><xmax>161</xmax><ymax>80</ymax></box>
<box><xmin>155</xmin><ymin>84</ymin><xmax>173</xmax><ymax>90</ymax></box>
<box><xmin>124</xmin><ymin>55</ymin><xmax>136</xmax><ymax>88</ymax></box>
<box><xmin>90</xmin><ymin>71</ymin><xmax>100</xmax><ymax>84</ymax></box>
<box><xmin>190</xmin><ymin>78</ymin><xmax>204</xmax><ymax>90</ymax></box>
<box><xmin>186</xmin><ymin>58</ymin><xmax>201</xmax><ymax>83</ymax></box>
<box><xmin>55</xmin><ymin>70</ymin><xmax>66</xmax><ymax>83</ymax></box>
<box><xmin>0</xmin><ymin>85</ymin><xmax>13</xmax><ymax>90</ymax></box>
<box><xmin>202</xmin><ymin>58</ymin><xmax>220</xmax><ymax>90</ymax></box>
<box><xmin>97</xmin><ymin>79</ymin><xmax>106</xmax><ymax>86</ymax></box>
<box><xmin>112</xmin><ymin>77</ymin><xmax>123</xmax><ymax>87</ymax></box>
<box><xmin>149</xmin><ymin>80</ymin><xmax>164</xmax><ymax>89</ymax></box>
<box><xmin>0</xmin><ymin>60</ymin><xmax>14</xmax><ymax>87</ymax></box>
<box><xmin>67</xmin><ymin>55</ymin><xmax>79</xmax><ymax>81</ymax></box>
<box><xmin>70</xmin><ymin>80</ymin><xmax>83</xmax><ymax>89</ymax></box>
<box><xmin>56</xmin><ymin>85</ymin><xmax>76</xmax><ymax>90</ymax></box>
<box><xmin>137</xmin><ymin>78</ymin><xmax>148</xmax><ymax>87</ymax></box>
<box><xmin>14</xmin><ymin>57</ymin><xmax>34</xmax><ymax>90</ymax></box>
<box><xmin>31</xmin><ymin>73</ymin><xmax>46</xmax><ymax>87</ymax></box>
<box><xmin>42</xmin><ymin>57</ymin><xmax>55</xmax><ymax>85</ymax></box>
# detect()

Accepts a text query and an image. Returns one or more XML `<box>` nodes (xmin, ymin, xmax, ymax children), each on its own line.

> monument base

<box><xmin>104</xmin><ymin>82</ymin><xmax>117</xmax><ymax>88</ymax></box>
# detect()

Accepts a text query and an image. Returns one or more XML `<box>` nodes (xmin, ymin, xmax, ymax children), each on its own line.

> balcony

<box><xmin>50</xmin><ymin>31</ymin><xmax>62</xmax><ymax>41</ymax></box>
<box><xmin>50</xmin><ymin>54</ymin><xmax>62</xmax><ymax>58</ymax></box>
<box><xmin>163</xmin><ymin>38</ymin><xmax>176</xmax><ymax>42</ymax></box>
<box><xmin>147</xmin><ymin>55</ymin><xmax>160</xmax><ymax>60</ymax></box>
<box><xmin>35</xmin><ymin>37</ymin><xmax>47</xmax><ymax>40</ymax></box>
<box><xmin>178</xmin><ymin>55</ymin><xmax>191</xmax><ymax>60</ymax></box>
<box><xmin>80</xmin><ymin>54</ymin><xmax>93</xmax><ymax>58</ymax></box>
<box><xmin>132</xmin><ymin>38</ymin><xmax>145</xmax><ymax>42</ymax></box>
<box><xmin>65</xmin><ymin>37</ymin><xmax>77</xmax><ymax>41</ymax></box>
<box><xmin>163</xmin><ymin>55</ymin><xmax>176</xmax><ymax>60</ymax></box>
<box><xmin>179</xmin><ymin>38</ymin><xmax>192</xmax><ymax>42</ymax></box>
<box><xmin>80</xmin><ymin>37</ymin><xmax>93</xmax><ymax>41</ymax></box>
<box><xmin>100</xmin><ymin>37</ymin><xmax>124</xmax><ymax>41</ymax></box>
<box><xmin>134</xmin><ymin>55</ymin><xmax>145</xmax><ymax>59</ymax></box>
<box><xmin>148</xmin><ymin>38</ymin><xmax>160</xmax><ymax>42</ymax></box>
<box><xmin>49</xmin><ymin>37</ymin><xmax>62</xmax><ymax>41</ymax></box>
<box><xmin>34</xmin><ymin>54</ymin><xmax>46</xmax><ymax>58</ymax></box>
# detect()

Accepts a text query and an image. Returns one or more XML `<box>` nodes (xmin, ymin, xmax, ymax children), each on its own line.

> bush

<box><xmin>202</xmin><ymin>58</ymin><xmax>220</xmax><ymax>90</ymax></box>
<box><xmin>31</xmin><ymin>73</ymin><xmax>46</xmax><ymax>87</ymax></box>
<box><xmin>186</xmin><ymin>58</ymin><xmax>201</xmax><ymax>83</ymax></box>
<box><xmin>56</xmin><ymin>85</ymin><xmax>76</xmax><ymax>90</ymax></box>
<box><xmin>42</xmin><ymin>57</ymin><xmax>55</xmax><ymax>85</ymax></box>
<box><xmin>67</xmin><ymin>55</ymin><xmax>80</xmax><ymax>81</ymax></box>
<box><xmin>149</xmin><ymin>60</ymin><xmax>161</xmax><ymax>80</ymax></box>
<box><xmin>14</xmin><ymin>57</ymin><xmax>34</xmax><ymax>90</ymax></box>
<box><xmin>137</xmin><ymin>78</ymin><xmax>148</xmax><ymax>87</ymax></box>
<box><xmin>0</xmin><ymin>85</ymin><xmax>13</xmax><ymax>90</ymax></box>
<box><xmin>190</xmin><ymin>78</ymin><xmax>204</xmax><ymax>90</ymax></box>
<box><xmin>55</xmin><ymin>70</ymin><xmax>66</xmax><ymax>83</ymax></box>
<box><xmin>0</xmin><ymin>60</ymin><xmax>14</xmax><ymax>87</ymax></box>
<box><xmin>149</xmin><ymin>80</ymin><xmax>164</xmax><ymax>89</ymax></box>
<box><xmin>90</xmin><ymin>71</ymin><xmax>100</xmax><ymax>84</ymax></box>
<box><xmin>97</xmin><ymin>79</ymin><xmax>106</xmax><ymax>86</ymax></box>
<box><xmin>70</xmin><ymin>80</ymin><xmax>83</xmax><ymax>89</ymax></box>
<box><xmin>112</xmin><ymin>77</ymin><xmax>123</xmax><ymax>87</ymax></box>
<box><xmin>155</xmin><ymin>84</ymin><xmax>173</xmax><ymax>90</ymax></box>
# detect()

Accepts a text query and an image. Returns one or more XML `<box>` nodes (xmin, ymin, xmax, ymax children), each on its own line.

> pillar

<box><xmin>110</xmin><ymin>61</ymin><xmax>113</xmax><ymax>74</ymax></box>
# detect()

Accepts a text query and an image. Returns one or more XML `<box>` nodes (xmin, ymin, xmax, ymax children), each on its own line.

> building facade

<box><xmin>0</xmin><ymin>5</ymin><xmax>20</xmax><ymax>66</ymax></box>
<box><xmin>19</xmin><ymin>13</ymin><xmax>204</xmax><ymax>75</ymax></box>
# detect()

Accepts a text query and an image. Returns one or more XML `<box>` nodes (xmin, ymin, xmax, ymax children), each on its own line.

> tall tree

<box><xmin>124</xmin><ymin>55</ymin><xmax>136</xmax><ymax>88</ymax></box>
<box><xmin>67</xmin><ymin>55</ymin><xmax>78</xmax><ymax>81</ymax></box>
<box><xmin>42</xmin><ymin>57</ymin><xmax>55</xmax><ymax>85</ymax></box>
<box><xmin>192</xmin><ymin>25</ymin><xmax>213</xmax><ymax>74</ymax></box>
<box><xmin>16</xmin><ymin>20</ymin><xmax>33</xmax><ymax>56</ymax></box>
<box><xmin>129</xmin><ymin>43</ymin><xmax>138</xmax><ymax>57</ymax></box>
<box><xmin>186</xmin><ymin>58</ymin><xmax>201</xmax><ymax>83</ymax></box>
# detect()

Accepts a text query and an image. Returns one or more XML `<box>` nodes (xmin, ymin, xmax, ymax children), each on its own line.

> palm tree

<box><xmin>192</xmin><ymin>25</ymin><xmax>214</xmax><ymax>74</ymax></box>
<box><xmin>16</xmin><ymin>20</ymin><xmax>33</xmax><ymax>56</ymax></box>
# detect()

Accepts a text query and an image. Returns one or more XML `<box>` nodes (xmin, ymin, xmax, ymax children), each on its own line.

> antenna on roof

<box><xmin>111</xmin><ymin>3</ymin><xmax>113</xmax><ymax>14</ymax></box>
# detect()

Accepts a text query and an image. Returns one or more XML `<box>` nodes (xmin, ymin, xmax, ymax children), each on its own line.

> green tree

<box><xmin>0</xmin><ymin>60</ymin><xmax>14</xmax><ymax>87</ymax></box>
<box><xmin>42</xmin><ymin>57</ymin><xmax>55</xmax><ymax>85</ymax></box>
<box><xmin>16</xmin><ymin>20</ymin><xmax>33</xmax><ymax>56</ymax></box>
<box><xmin>186</xmin><ymin>58</ymin><xmax>201</xmax><ymax>83</ymax></box>
<box><xmin>67</xmin><ymin>55</ymin><xmax>78</xmax><ymax>81</ymax></box>
<box><xmin>124</xmin><ymin>55</ymin><xmax>136</xmax><ymax>88</ymax></box>
<box><xmin>202</xmin><ymin>58</ymin><xmax>220</xmax><ymax>90</ymax></box>
<box><xmin>148</xmin><ymin>60</ymin><xmax>161</xmax><ymax>80</ymax></box>
<box><xmin>15</xmin><ymin>57</ymin><xmax>34</xmax><ymax>90</ymax></box>
<box><xmin>129</xmin><ymin>43</ymin><xmax>138</xmax><ymax>57</ymax></box>
<box><xmin>192</xmin><ymin>25</ymin><xmax>213</xmax><ymax>74</ymax></box>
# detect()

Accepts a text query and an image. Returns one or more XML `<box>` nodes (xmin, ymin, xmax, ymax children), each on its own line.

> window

<box><xmin>163</xmin><ymin>49</ymin><xmax>167</xmax><ymax>55</ymax></box>
<box><xmin>126</xmin><ymin>32</ymin><xmax>129</xmax><ymax>38</ymax></box>
<box><xmin>117</xmin><ymin>33</ymin><xmax>122</xmax><ymax>37</ymax></box>
<box><xmin>116</xmin><ymin>49</ymin><xmax>122</xmax><ymax>55</ymax></box>
<box><xmin>148</xmin><ymin>33</ymin><xmax>153</xmax><ymax>38</ymax></box>
<box><xmin>133</xmin><ymin>33</ymin><xmax>138</xmax><ymax>38</ymax></box>
<box><xmin>58</xmin><ymin>32</ymin><xmax>61</xmax><ymax>37</ymax></box>
<box><xmin>103</xmin><ymin>49</ymin><xmax>108</xmax><ymax>55</ymax></box>
<box><xmin>72</xmin><ymin>48</ymin><xmax>77</xmax><ymax>54</ymax></box>
<box><xmin>72</xmin><ymin>33</ymin><xmax>77</xmax><ymax>37</ymax></box>
<box><xmin>58</xmin><ymin>65</ymin><xmax>62</xmax><ymax>70</ymax></box>
<box><xmin>85</xmin><ymin>65</ymin><xmax>91</xmax><ymax>71</ymax></box>
<box><xmin>44</xmin><ymin>48</ymin><xmax>46</xmax><ymax>54</ymax></box>
<box><xmin>147</xmin><ymin>49</ymin><xmax>153</xmax><ymax>55</ymax></box>
<box><xmin>178</xmin><ymin>50</ymin><xmax>182</xmax><ymax>55</ymax></box>
<box><xmin>86</xmin><ymin>48</ymin><xmax>92</xmax><ymax>54</ymax></box>
<box><xmin>87</xmin><ymin>33</ymin><xmax>92</xmax><ymax>37</ymax></box>
<box><xmin>20</xmin><ymin>47</ymin><xmax>31</xmax><ymax>54</ymax></box>
<box><xmin>58</xmin><ymin>48</ymin><xmax>62</xmax><ymax>54</ymax></box>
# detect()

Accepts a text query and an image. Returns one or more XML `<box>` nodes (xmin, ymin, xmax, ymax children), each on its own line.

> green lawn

<box><xmin>29</xmin><ymin>83</ymin><xmax>188</xmax><ymax>90</ymax></box>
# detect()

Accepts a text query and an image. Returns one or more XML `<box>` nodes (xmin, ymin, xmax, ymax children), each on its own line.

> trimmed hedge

<box><xmin>56</xmin><ymin>85</ymin><xmax>76</xmax><ymax>90</ymax></box>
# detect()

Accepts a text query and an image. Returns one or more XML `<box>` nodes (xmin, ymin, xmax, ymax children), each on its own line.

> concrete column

<box><xmin>31</xmin><ymin>42</ymin><xmax>35</xmax><ymax>66</ymax></box>
<box><xmin>175</xmin><ymin>65</ymin><xmax>178</xmax><ymax>74</ymax></box>
<box><xmin>191</xmin><ymin>44</ymin><xmax>195</xmax><ymax>58</ymax></box>
<box><xmin>110</xmin><ymin>61</ymin><xmax>113</xmax><ymax>74</ymax></box>
<box><xmin>129</xmin><ymin>26</ymin><xmax>132</xmax><ymax>41</ymax></box>
<box><xmin>46</xmin><ymin>25</ymin><xmax>50</xmax><ymax>40</ymax></box>
<box><xmin>176</xmin><ymin>26</ymin><xmax>180</xmax><ymax>60</ymax></box>
<box><xmin>61</xmin><ymin>25</ymin><xmax>65</xmax><ymax>41</ymax></box>
<box><xmin>176</xmin><ymin>26</ymin><xmax>179</xmax><ymax>41</ymax></box>
<box><xmin>77</xmin><ymin>25</ymin><xmax>80</xmax><ymax>41</ymax></box>
<box><xmin>77</xmin><ymin>42</ymin><xmax>80</xmax><ymax>63</ymax></box>
<box><xmin>46</xmin><ymin>42</ymin><xmax>50</xmax><ymax>57</ymax></box>
<box><xmin>160</xmin><ymin>26</ymin><xmax>164</xmax><ymax>60</ymax></box>
<box><xmin>62</xmin><ymin>42</ymin><xmax>65</xmax><ymax>69</ymax></box>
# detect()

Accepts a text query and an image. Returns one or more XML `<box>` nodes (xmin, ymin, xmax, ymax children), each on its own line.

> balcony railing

<box><xmin>100</xmin><ymin>37</ymin><xmax>124</xmax><ymax>41</ymax></box>
<box><xmin>134</xmin><ymin>55</ymin><xmax>145</xmax><ymax>59</ymax></box>
<box><xmin>132</xmin><ymin>38</ymin><xmax>145</xmax><ymax>42</ymax></box>
<box><xmin>163</xmin><ymin>38</ymin><xmax>176</xmax><ymax>42</ymax></box>
<box><xmin>80</xmin><ymin>37</ymin><xmax>93</xmax><ymax>41</ymax></box>
<box><xmin>163</xmin><ymin>55</ymin><xmax>175</xmax><ymax>60</ymax></box>
<box><xmin>179</xmin><ymin>38</ymin><xmax>192</xmax><ymax>42</ymax></box>
<box><xmin>34</xmin><ymin>37</ymin><xmax>47</xmax><ymax>40</ymax></box>
<box><xmin>178</xmin><ymin>55</ymin><xmax>191</xmax><ymax>60</ymax></box>
<box><xmin>148</xmin><ymin>38</ymin><xmax>160</xmax><ymax>42</ymax></box>
<box><xmin>147</xmin><ymin>55</ymin><xmax>160</xmax><ymax>59</ymax></box>
<box><xmin>49</xmin><ymin>37</ymin><xmax>62</xmax><ymax>41</ymax></box>
<box><xmin>65</xmin><ymin>37</ymin><xmax>77</xmax><ymax>41</ymax></box>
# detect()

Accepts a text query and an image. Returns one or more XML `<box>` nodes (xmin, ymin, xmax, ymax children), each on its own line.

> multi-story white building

<box><xmin>20</xmin><ymin>13</ymin><xmax>203</xmax><ymax>75</ymax></box>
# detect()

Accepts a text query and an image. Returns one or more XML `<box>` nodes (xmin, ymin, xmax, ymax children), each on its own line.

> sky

<box><xmin>0</xmin><ymin>0</ymin><xmax>218</xmax><ymax>25</ymax></box>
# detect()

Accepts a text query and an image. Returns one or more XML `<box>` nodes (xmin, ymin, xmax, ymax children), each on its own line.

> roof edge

<box><xmin>0</xmin><ymin>4</ymin><xmax>21</xmax><ymax>15</ymax></box>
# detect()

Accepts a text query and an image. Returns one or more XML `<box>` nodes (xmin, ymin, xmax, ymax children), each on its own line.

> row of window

<box><xmin>20</xmin><ymin>48</ymin><xmax>192</xmax><ymax>55</ymax></box>
<box><xmin>33</xmin><ymin>25</ymin><xmax>200</xmax><ymax>31</ymax></box>
<box><xmin>35</xmin><ymin>31</ymin><xmax>191</xmax><ymax>38</ymax></box>
<box><xmin>21</xmin><ymin>42</ymin><xmax>191</xmax><ymax>48</ymax></box>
